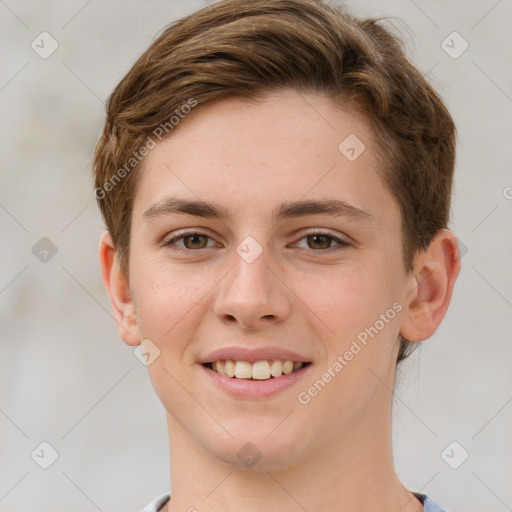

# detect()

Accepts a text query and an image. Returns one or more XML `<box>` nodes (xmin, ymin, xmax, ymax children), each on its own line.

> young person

<box><xmin>92</xmin><ymin>1</ymin><xmax>460</xmax><ymax>510</ymax></box>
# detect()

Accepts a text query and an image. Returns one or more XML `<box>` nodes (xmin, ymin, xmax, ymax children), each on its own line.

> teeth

<box><xmin>234</xmin><ymin>361</ymin><xmax>252</xmax><ymax>379</ymax></box>
<box><xmin>216</xmin><ymin>360</ymin><xmax>225</xmax><ymax>375</ymax></box>
<box><xmin>270</xmin><ymin>360</ymin><xmax>283</xmax><ymax>377</ymax></box>
<box><xmin>252</xmin><ymin>360</ymin><xmax>271</xmax><ymax>380</ymax></box>
<box><xmin>225</xmin><ymin>360</ymin><xmax>235</xmax><ymax>377</ymax></box>
<box><xmin>282</xmin><ymin>360</ymin><xmax>294</xmax><ymax>374</ymax></box>
<box><xmin>208</xmin><ymin>359</ymin><xmax>305</xmax><ymax>380</ymax></box>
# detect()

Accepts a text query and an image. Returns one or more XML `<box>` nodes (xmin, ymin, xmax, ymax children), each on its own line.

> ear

<box><xmin>98</xmin><ymin>231</ymin><xmax>140</xmax><ymax>346</ymax></box>
<box><xmin>400</xmin><ymin>229</ymin><xmax>461</xmax><ymax>342</ymax></box>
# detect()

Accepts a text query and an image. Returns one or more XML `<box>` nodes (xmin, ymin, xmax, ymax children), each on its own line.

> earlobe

<box><xmin>98</xmin><ymin>231</ymin><xmax>141</xmax><ymax>346</ymax></box>
<box><xmin>400</xmin><ymin>229</ymin><xmax>461</xmax><ymax>342</ymax></box>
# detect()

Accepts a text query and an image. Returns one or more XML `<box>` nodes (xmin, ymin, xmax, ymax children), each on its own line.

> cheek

<box><xmin>293</xmin><ymin>262</ymin><xmax>402</xmax><ymax>422</ymax></box>
<box><xmin>131</xmin><ymin>262</ymin><xmax>211</xmax><ymax>410</ymax></box>
<box><xmin>296</xmin><ymin>255</ymin><xmax>404</xmax><ymax>393</ymax></box>
<box><xmin>131</xmin><ymin>259</ymin><xmax>211</xmax><ymax>348</ymax></box>
<box><xmin>297</xmin><ymin>260</ymin><xmax>390</xmax><ymax>342</ymax></box>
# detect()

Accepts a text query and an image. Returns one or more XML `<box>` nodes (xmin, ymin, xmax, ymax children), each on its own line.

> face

<box><xmin>123</xmin><ymin>89</ymin><xmax>414</xmax><ymax>470</ymax></box>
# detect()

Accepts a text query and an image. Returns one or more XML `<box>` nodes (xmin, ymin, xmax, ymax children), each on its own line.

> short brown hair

<box><xmin>92</xmin><ymin>0</ymin><xmax>456</xmax><ymax>363</ymax></box>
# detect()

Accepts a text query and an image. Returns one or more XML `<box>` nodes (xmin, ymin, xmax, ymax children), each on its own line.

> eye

<box><xmin>164</xmin><ymin>229</ymin><xmax>351</xmax><ymax>253</ymax></box>
<box><xmin>292</xmin><ymin>230</ymin><xmax>351</xmax><ymax>251</ymax></box>
<box><xmin>165</xmin><ymin>231</ymin><xmax>217</xmax><ymax>251</ymax></box>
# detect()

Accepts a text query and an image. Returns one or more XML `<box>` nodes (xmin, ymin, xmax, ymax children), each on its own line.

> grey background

<box><xmin>1</xmin><ymin>0</ymin><xmax>511</xmax><ymax>511</ymax></box>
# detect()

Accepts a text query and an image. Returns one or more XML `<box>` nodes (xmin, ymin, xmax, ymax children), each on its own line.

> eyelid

<box><xmin>165</xmin><ymin>228</ymin><xmax>352</xmax><ymax>253</ymax></box>
<box><xmin>164</xmin><ymin>229</ymin><xmax>219</xmax><ymax>249</ymax></box>
<box><xmin>290</xmin><ymin>229</ymin><xmax>352</xmax><ymax>249</ymax></box>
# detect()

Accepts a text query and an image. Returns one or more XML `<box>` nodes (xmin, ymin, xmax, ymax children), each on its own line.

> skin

<box><xmin>99</xmin><ymin>88</ymin><xmax>460</xmax><ymax>512</ymax></box>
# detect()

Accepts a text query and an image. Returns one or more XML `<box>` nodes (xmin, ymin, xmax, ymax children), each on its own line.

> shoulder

<box><xmin>140</xmin><ymin>492</ymin><xmax>171</xmax><ymax>512</ymax></box>
<box><xmin>140</xmin><ymin>492</ymin><xmax>447</xmax><ymax>512</ymax></box>
<box><xmin>413</xmin><ymin>492</ymin><xmax>448</xmax><ymax>512</ymax></box>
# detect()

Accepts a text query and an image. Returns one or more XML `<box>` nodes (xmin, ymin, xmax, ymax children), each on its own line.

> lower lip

<box><xmin>199</xmin><ymin>363</ymin><xmax>313</xmax><ymax>399</ymax></box>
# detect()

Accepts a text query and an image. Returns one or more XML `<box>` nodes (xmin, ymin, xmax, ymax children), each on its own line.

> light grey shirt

<box><xmin>141</xmin><ymin>491</ymin><xmax>447</xmax><ymax>511</ymax></box>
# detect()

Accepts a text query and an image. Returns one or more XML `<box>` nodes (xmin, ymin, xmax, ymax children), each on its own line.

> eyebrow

<box><xmin>142</xmin><ymin>196</ymin><xmax>374</xmax><ymax>224</ymax></box>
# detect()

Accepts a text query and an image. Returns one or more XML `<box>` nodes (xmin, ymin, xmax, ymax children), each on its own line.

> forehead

<box><xmin>133</xmin><ymin>89</ymin><xmax>397</xmax><ymax>225</ymax></box>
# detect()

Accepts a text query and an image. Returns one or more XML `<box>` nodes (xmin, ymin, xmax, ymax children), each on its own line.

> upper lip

<box><xmin>199</xmin><ymin>346</ymin><xmax>311</xmax><ymax>364</ymax></box>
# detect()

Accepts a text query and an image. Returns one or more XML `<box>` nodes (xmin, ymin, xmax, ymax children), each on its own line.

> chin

<box><xmin>203</xmin><ymin>426</ymin><xmax>307</xmax><ymax>473</ymax></box>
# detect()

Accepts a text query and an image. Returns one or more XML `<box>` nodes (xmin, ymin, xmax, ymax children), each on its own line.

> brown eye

<box><xmin>293</xmin><ymin>231</ymin><xmax>351</xmax><ymax>252</ymax></box>
<box><xmin>182</xmin><ymin>234</ymin><xmax>209</xmax><ymax>249</ymax></box>
<box><xmin>166</xmin><ymin>231</ymin><xmax>215</xmax><ymax>252</ymax></box>
<box><xmin>306</xmin><ymin>234</ymin><xmax>333</xmax><ymax>250</ymax></box>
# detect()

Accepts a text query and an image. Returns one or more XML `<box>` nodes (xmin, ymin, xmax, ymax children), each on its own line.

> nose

<box><xmin>213</xmin><ymin>243</ymin><xmax>292</xmax><ymax>330</ymax></box>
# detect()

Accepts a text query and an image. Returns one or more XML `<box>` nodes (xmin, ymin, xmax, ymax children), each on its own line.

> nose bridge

<box><xmin>213</xmin><ymin>238</ymin><xmax>291</xmax><ymax>327</ymax></box>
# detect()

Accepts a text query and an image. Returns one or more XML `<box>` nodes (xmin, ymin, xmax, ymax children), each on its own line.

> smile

<box><xmin>203</xmin><ymin>359</ymin><xmax>312</xmax><ymax>380</ymax></box>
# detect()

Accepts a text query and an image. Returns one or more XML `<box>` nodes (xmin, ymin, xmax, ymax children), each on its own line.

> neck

<box><xmin>163</xmin><ymin>399</ymin><xmax>422</xmax><ymax>512</ymax></box>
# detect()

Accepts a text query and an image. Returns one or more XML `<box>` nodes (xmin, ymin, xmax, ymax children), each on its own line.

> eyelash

<box><xmin>164</xmin><ymin>230</ymin><xmax>351</xmax><ymax>253</ymax></box>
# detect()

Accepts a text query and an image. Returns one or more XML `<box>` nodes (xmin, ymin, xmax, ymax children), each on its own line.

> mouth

<box><xmin>202</xmin><ymin>359</ymin><xmax>312</xmax><ymax>380</ymax></box>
